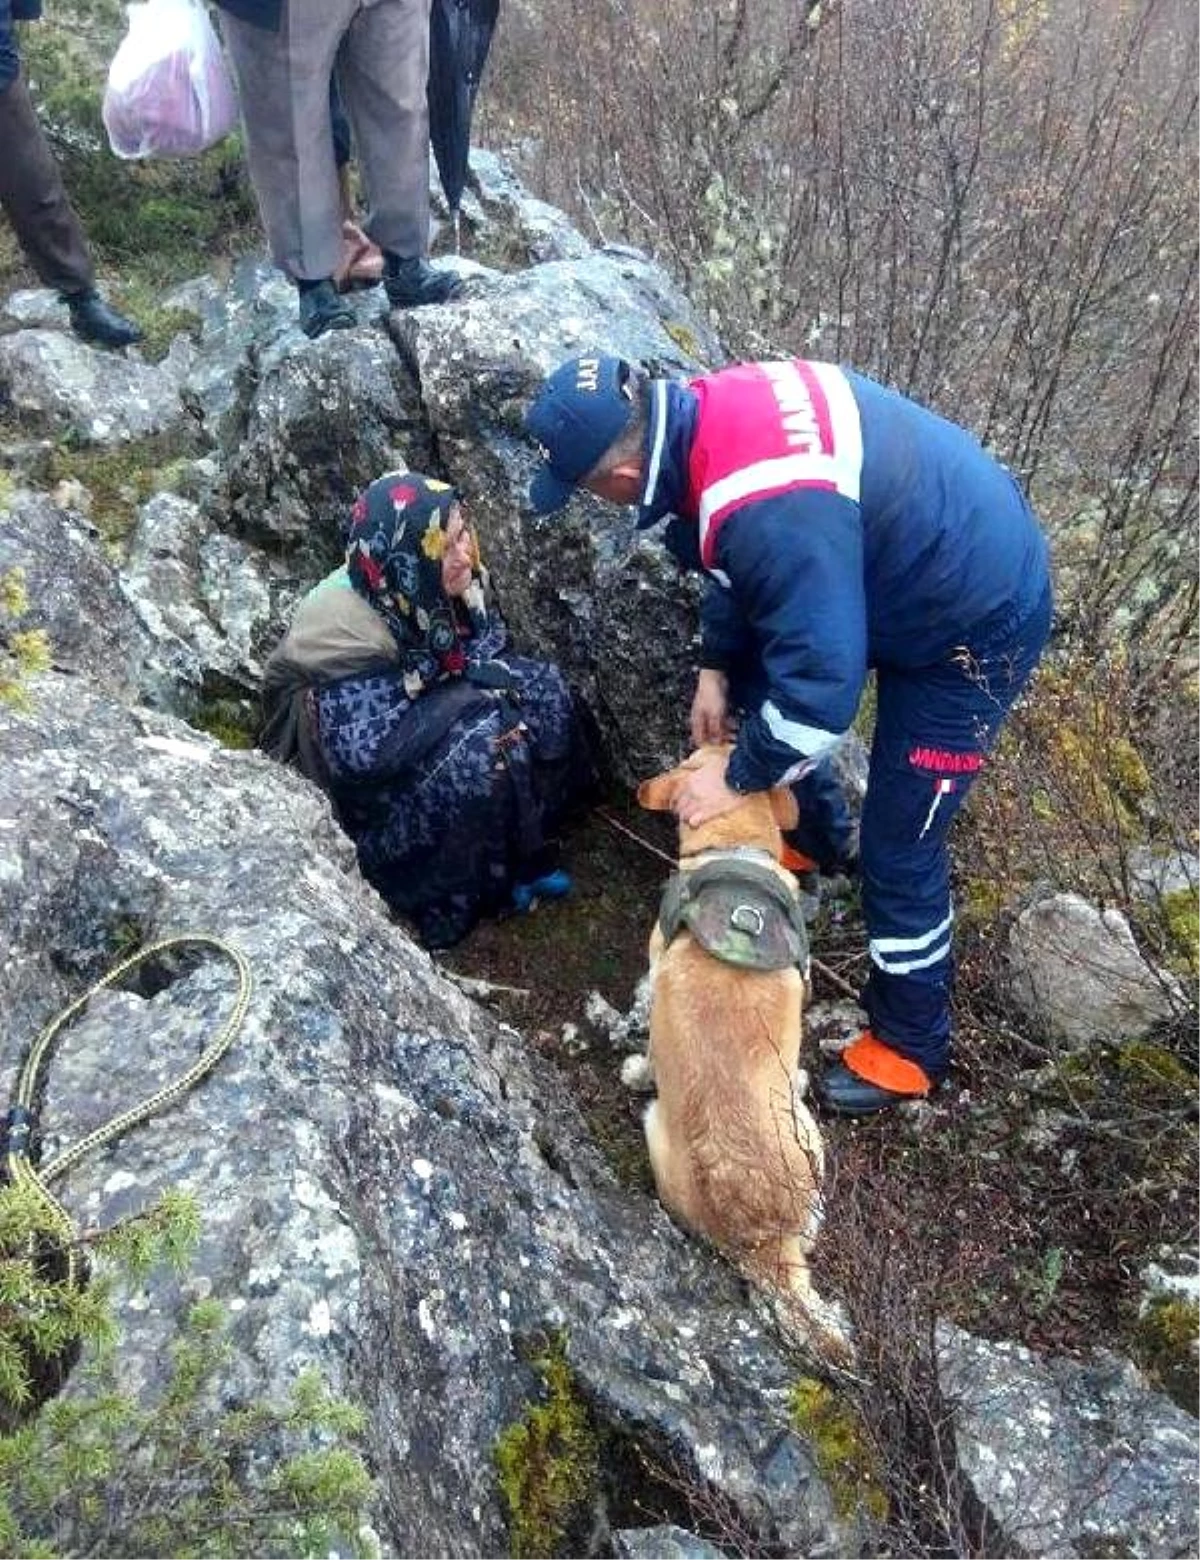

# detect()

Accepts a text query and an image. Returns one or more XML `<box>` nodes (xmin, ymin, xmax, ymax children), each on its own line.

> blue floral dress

<box><xmin>316</xmin><ymin>623</ymin><xmax>584</xmax><ymax>948</ymax></box>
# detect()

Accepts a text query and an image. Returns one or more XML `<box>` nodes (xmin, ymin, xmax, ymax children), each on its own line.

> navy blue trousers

<box><xmin>859</xmin><ymin>585</ymin><xmax>1052</xmax><ymax>1073</ymax></box>
<box><xmin>733</xmin><ymin>582</ymin><xmax>1051</xmax><ymax>1074</ymax></box>
<box><xmin>788</xmin><ymin>761</ymin><xmax>857</xmax><ymax>872</ymax></box>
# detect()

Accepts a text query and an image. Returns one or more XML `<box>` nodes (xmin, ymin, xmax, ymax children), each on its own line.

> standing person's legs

<box><xmin>330</xmin><ymin>61</ymin><xmax>384</xmax><ymax>288</ymax></box>
<box><xmin>338</xmin><ymin>0</ymin><xmax>429</xmax><ymax>258</ymax></box>
<box><xmin>339</xmin><ymin>0</ymin><xmax>461</xmax><ymax>305</ymax></box>
<box><xmin>817</xmin><ymin>585</ymin><xmax>1052</xmax><ymax>1113</ymax></box>
<box><xmin>219</xmin><ymin>0</ymin><xmax>351</xmax><ymax>281</ymax></box>
<box><xmin>0</xmin><ymin>70</ymin><xmax>94</xmax><ymax>293</ymax></box>
<box><xmin>787</xmin><ymin>760</ymin><xmax>858</xmax><ymax>873</ymax></box>
<box><xmin>0</xmin><ymin>64</ymin><xmax>142</xmax><ymax>346</ymax></box>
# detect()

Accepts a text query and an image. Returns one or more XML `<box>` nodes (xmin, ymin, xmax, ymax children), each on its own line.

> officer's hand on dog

<box><xmin>675</xmin><ymin>752</ymin><xmax>740</xmax><ymax>827</ymax></box>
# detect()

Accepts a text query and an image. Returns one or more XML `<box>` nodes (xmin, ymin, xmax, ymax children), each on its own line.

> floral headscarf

<box><xmin>345</xmin><ymin>472</ymin><xmax>489</xmax><ymax>694</ymax></box>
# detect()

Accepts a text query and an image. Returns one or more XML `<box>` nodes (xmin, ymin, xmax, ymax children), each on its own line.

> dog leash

<box><xmin>594</xmin><ymin>806</ymin><xmax>675</xmax><ymax>866</ymax></box>
<box><xmin>594</xmin><ymin>807</ymin><xmax>860</xmax><ymax>999</ymax></box>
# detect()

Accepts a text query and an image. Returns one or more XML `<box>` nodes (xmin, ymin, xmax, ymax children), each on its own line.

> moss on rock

<box><xmin>190</xmin><ymin>695</ymin><xmax>257</xmax><ymax>751</ymax></box>
<box><xmin>39</xmin><ymin>432</ymin><xmax>194</xmax><ymax>553</ymax></box>
<box><xmin>1160</xmin><ymin>887</ymin><xmax>1199</xmax><ymax>975</ymax></box>
<box><xmin>493</xmin><ymin>1335</ymin><xmax>599</xmax><ymax>1558</ymax></box>
<box><xmin>1113</xmin><ymin>1039</ymin><xmax>1195</xmax><ymax>1099</ymax></box>
<box><xmin>790</xmin><ymin>1375</ymin><xmax>888</xmax><ymax>1524</ymax></box>
<box><xmin>106</xmin><ymin>282</ymin><xmax>202</xmax><ymax>364</ymax></box>
<box><xmin>1133</xmin><ymin>1296</ymin><xmax>1199</xmax><ymax>1414</ymax></box>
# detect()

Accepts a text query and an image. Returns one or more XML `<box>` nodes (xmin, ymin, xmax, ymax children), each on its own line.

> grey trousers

<box><xmin>0</xmin><ymin>70</ymin><xmax>94</xmax><ymax>294</ymax></box>
<box><xmin>220</xmin><ymin>0</ymin><xmax>431</xmax><ymax>281</ymax></box>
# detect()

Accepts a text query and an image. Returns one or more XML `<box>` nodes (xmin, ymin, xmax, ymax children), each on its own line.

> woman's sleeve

<box><xmin>470</xmin><ymin>604</ymin><xmax>509</xmax><ymax>661</ymax></box>
<box><xmin>316</xmin><ymin>670</ymin><xmax>417</xmax><ymax>782</ymax></box>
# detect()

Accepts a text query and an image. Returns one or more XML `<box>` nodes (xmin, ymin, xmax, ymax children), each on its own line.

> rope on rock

<box><xmin>4</xmin><ymin>935</ymin><xmax>253</xmax><ymax>1288</ymax></box>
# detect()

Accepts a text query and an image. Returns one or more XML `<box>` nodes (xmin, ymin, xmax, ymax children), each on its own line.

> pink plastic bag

<box><xmin>102</xmin><ymin>0</ymin><xmax>239</xmax><ymax>159</ymax></box>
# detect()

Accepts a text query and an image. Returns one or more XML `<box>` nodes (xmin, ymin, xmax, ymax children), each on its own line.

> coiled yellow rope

<box><xmin>4</xmin><ymin>935</ymin><xmax>253</xmax><ymax>1287</ymax></box>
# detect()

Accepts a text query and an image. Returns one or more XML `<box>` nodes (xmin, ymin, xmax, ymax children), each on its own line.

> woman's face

<box><xmin>440</xmin><ymin>503</ymin><xmax>475</xmax><ymax>599</ymax></box>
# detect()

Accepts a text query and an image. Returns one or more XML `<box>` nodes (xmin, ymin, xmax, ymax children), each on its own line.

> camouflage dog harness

<box><xmin>657</xmin><ymin>851</ymin><xmax>810</xmax><ymax>974</ymax></box>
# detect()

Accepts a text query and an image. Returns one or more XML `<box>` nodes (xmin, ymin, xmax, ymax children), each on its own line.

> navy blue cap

<box><xmin>525</xmin><ymin>354</ymin><xmax>637</xmax><ymax>514</ymax></box>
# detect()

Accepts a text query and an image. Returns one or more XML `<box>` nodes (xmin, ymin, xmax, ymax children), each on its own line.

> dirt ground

<box><xmin>437</xmin><ymin>792</ymin><xmax>672</xmax><ymax>1199</ymax></box>
<box><xmin>437</xmin><ymin>795</ymin><xmax>1198</xmax><ymax>1405</ymax></box>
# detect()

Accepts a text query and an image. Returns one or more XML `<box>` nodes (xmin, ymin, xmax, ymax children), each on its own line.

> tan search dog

<box><xmin>629</xmin><ymin>747</ymin><xmax>832</xmax><ymax>1322</ymax></box>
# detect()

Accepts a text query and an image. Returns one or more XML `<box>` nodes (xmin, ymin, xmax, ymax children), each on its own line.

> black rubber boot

<box><xmin>62</xmin><ymin>289</ymin><xmax>142</xmax><ymax>349</ymax></box>
<box><xmin>296</xmin><ymin>279</ymin><xmax>356</xmax><ymax>339</ymax></box>
<box><xmin>817</xmin><ymin>1056</ymin><xmax>951</xmax><ymax>1116</ymax></box>
<box><xmin>383</xmin><ymin>255</ymin><xmax>463</xmax><ymax>308</ymax></box>
<box><xmin>814</xmin><ymin>1062</ymin><xmax>926</xmax><ymax>1116</ymax></box>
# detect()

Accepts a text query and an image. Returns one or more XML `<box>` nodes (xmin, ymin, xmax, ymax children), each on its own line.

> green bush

<box><xmin>0</xmin><ymin>1184</ymin><xmax>375</xmax><ymax>1558</ymax></box>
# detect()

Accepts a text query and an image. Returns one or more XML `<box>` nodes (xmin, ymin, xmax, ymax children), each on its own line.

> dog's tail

<box><xmin>754</xmin><ymin>1282</ymin><xmax>858</xmax><ymax>1371</ymax></box>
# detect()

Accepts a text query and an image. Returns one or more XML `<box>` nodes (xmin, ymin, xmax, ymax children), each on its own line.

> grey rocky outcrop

<box><xmin>1141</xmin><ymin>1246</ymin><xmax>1200</xmax><ymax>1311</ymax></box>
<box><xmin>0</xmin><ymin>312</ymin><xmax>197</xmax><ymax>446</ymax></box>
<box><xmin>1127</xmin><ymin>844</ymin><xmax>1199</xmax><ymax>903</ymax></box>
<box><xmin>0</xmin><ymin>677</ymin><xmax>849</xmax><ymax>1557</ymax></box>
<box><xmin>938</xmin><ymin>1324</ymin><xmax>1198</xmax><ymax>1557</ymax></box>
<box><xmin>611</xmin><ymin>1525</ymin><xmax>729</xmax><ymax>1558</ymax></box>
<box><xmin>122</xmin><ymin>488</ymin><xmax>302</xmax><ymax>710</ymax></box>
<box><xmin>1006</xmin><ymin>889</ymin><xmax>1185</xmax><ymax>1047</ymax></box>
<box><xmin>0</xmin><ymin>488</ymin><xmax>154</xmax><ymax>700</ymax></box>
<box><xmin>452</xmin><ymin>148</ymin><xmax>596</xmax><ymax>265</ymax></box>
<box><xmin>4</xmin><ymin>208</ymin><xmax>722</xmax><ymax>780</ymax></box>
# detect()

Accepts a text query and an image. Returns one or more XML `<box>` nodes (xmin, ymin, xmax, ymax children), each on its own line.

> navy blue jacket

<box><xmin>636</xmin><ymin>361</ymin><xmax>1051</xmax><ymax>793</ymax></box>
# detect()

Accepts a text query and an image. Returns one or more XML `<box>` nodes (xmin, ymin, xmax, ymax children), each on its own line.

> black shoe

<box><xmin>62</xmin><ymin>289</ymin><xmax>142</xmax><ymax>349</ymax></box>
<box><xmin>815</xmin><ymin>1061</ymin><xmax>931</xmax><ymax>1117</ymax></box>
<box><xmin>297</xmin><ymin>279</ymin><xmax>356</xmax><ymax>339</ymax></box>
<box><xmin>383</xmin><ymin>255</ymin><xmax>463</xmax><ymax>308</ymax></box>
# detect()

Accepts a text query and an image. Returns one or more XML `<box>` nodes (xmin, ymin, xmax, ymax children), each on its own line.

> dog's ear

<box><xmin>769</xmin><ymin>785</ymin><xmax>800</xmax><ymax>831</ymax></box>
<box><xmin>638</xmin><ymin>769</ymin><xmax>682</xmax><ymax>812</ymax></box>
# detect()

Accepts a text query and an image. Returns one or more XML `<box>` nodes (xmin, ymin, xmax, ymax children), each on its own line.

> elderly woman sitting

<box><xmin>261</xmin><ymin>472</ymin><xmax>592</xmax><ymax>948</ymax></box>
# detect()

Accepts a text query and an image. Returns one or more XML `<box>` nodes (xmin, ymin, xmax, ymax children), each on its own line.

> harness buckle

<box><xmin>729</xmin><ymin>902</ymin><xmax>766</xmax><ymax>937</ymax></box>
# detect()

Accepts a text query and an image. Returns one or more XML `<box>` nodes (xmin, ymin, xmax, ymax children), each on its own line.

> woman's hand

<box><xmin>690</xmin><ymin>668</ymin><xmax>732</xmax><ymax>746</ymax></box>
<box><xmin>674</xmin><ymin>749</ymin><xmax>741</xmax><ymax>827</ymax></box>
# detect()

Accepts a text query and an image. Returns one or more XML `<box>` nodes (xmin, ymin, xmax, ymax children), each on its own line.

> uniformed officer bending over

<box><xmin>524</xmin><ymin>353</ymin><xmax>1052</xmax><ymax>1115</ymax></box>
